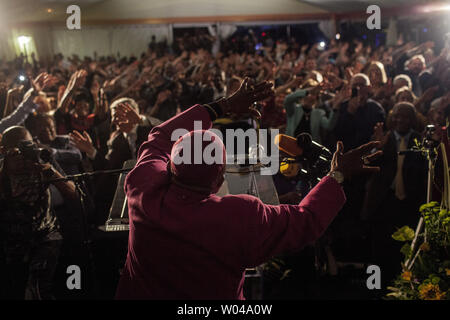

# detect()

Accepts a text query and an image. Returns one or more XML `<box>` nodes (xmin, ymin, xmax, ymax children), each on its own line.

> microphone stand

<box><xmin>42</xmin><ymin>167</ymin><xmax>132</xmax><ymax>297</ymax></box>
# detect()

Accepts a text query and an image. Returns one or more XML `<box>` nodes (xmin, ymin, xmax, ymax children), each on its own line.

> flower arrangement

<box><xmin>387</xmin><ymin>142</ymin><xmax>450</xmax><ymax>300</ymax></box>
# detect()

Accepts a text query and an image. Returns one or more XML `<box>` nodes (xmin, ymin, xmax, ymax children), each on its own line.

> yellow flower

<box><xmin>401</xmin><ymin>271</ymin><xmax>412</xmax><ymax>281</ymax></box>
<box><xmin>419</xmin><ymin>283</ymin><xmax>446</xmax><ymax>300</ymax></box>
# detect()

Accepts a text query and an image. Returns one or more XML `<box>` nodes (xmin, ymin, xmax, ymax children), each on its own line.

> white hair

<box><xmin>110</xmin><ymin>97</ymin><xmax>139</xmax><ymax>112</ymax></box>
<box><xmin>351</xmin><ymin>73</ymin><xmax>371</xmax><ymax>86</ymax></box>
<box><xmin>406</xmin><ymin>54</ymin><xmax>426</xmax><ymax>69</ymax></box>
<box><xmin>393</xmin><ymin>74</ymin><xmax>412</xmax><ymax>90</ymax></box>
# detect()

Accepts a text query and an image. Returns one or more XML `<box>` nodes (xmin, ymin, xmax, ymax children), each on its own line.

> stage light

<box><xmin>17</xmin><ymin>36</ymin><xmax>31</xmax><ymax>48</ymax></box>
<box><xmin>18</xmin><ymin>75</ymin><xmax>26</xmax><ymax>82</ymax></box>
<box><xmin>335</xmin><ymin>33</ymin><xmax>341</xmax><ymax>40</ymax></box>
<box><xmin>319</xmin><ymin>41</ymin><xmax>326</xmax><ymax>48</ymax></box>
<box><xmin>423</xmin><ymin>4</ymin><xmax>450</xmax><ymax>12</ymax></box>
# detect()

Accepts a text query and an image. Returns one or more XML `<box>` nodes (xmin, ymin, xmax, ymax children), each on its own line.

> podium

<box><xmin>217</xmin><ymin>163</ymin><xmax>279</xmax><ymax>205</ymax></box>
<box><xmin>105</xmin><ymin>161</ymin><xmax>280</xmax><ymax>232</ymax></box>
<box><xmin>103</xmin><ymin>160</ymin><xmax>136</xmax><ymax>232</ymax></box>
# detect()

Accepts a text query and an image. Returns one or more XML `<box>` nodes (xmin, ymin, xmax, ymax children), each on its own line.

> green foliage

<box><xmin>392</xmin><ymin>226</ymin><xmax>415</xmax><ymax>242</ymax></box>
<box><xmin>387</xmin><ymin>201</ymin><xmax>450</xmax><ymax>300</ymax></box>
<box><xmin>400</xmin><ymin>243</ymin><xmax>412</xmax><ymax>259</ymax></box>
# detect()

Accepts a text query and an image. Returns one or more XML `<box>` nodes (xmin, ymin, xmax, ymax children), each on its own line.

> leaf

<box><xmin>431</xmin><ymin>276</ymin><xmax>440</xmax><ymax>284</ymax></box>
<box><xmin>400</xmin><ymin>243</ymin><xmax>412</xmax><ymax>258</ymax></box>
<box><xmin>392</xmin><ymin>226</ymin><xmax>415</xmax><ymax>241</ymax></box>
<box><xmin>386</xmin><ymin>292</ymin><xmax>402</xmax><ymax>297</ymax></box>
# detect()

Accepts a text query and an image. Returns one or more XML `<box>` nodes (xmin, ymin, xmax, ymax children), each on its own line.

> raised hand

<box><xmin>155</xmin><ymin>90</ymin><xmax>171</xmax><ymax>106</ymax></box>
<box><xmin>90</xmin><ymin>79</ymin><xmax>100</xmax><ymax>98</ymax></box>
<box><xmin>372</xmin><ymin>122</ymin><xmax>389</xmax><ymax>148</ymax></box>
<box><xmin>330</xmin><ymin>141</ymin><xmax>382</xmax><ymax>179</ymax></box>
<box><xmin>113</xmin><ymin>103</ymin><xmax>141</xmax><ymax>126</ymax></box>
<box><xmin>420</xmin><ymin>85</ymin><xmax>439</xmax><ymax>103</ymax></box>
<box><xmin>69</xmin><ymin>130</ymin><xmax>96</xmax><ymax>157</ymax></box>
<box><xmin>331</xmin><ymin>85</ymin><xmax>350</xmax><ymax>110</ymax></box>
<box><xmin>221</xmin><ymin>77</ymin><xmax>274</xmax><ymax>116</ymax></box>
<box><xmin>67</xmin><ymin>69</ymin><xmax>87</xmax><ymax>93</ymax></box>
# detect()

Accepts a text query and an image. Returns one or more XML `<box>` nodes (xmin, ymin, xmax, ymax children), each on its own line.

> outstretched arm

<box><xmin>136</xmin><ymin>78</ymin><xmax>274</xmax><ymax>166</ymax></box>
<box><xmin>240</xmin><ymin>140</ymin><xmax>382</xmax><ymax>267</ymax></box>
<box><xmin>126</xmin><ymin>78</ymin><xmax>273</xmax><ymax>191</ymax></box>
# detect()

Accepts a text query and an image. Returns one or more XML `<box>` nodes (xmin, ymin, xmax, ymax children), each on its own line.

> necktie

<box><xmin>395</xmin><ymin>136</ymin><xmax>407</xmax><ymax>200</ymax></box>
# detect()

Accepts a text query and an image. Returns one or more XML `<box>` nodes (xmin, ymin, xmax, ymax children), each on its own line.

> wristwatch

<box><xmin>327</xmin><ymin>170</ymin><xmax>344</xmax><ymax>184</ymax></box>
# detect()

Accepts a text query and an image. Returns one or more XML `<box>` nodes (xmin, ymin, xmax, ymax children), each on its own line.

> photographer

<box><xmin>0</xmin><ymin>125</ymin><xmax>78</xmax><ymax>299</ymax></box>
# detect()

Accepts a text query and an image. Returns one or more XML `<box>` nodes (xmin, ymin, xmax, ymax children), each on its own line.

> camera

<box><xmin>18</xmin><ymin>140</ymin><xmax>52</xmax><ymax>164</ymax></box>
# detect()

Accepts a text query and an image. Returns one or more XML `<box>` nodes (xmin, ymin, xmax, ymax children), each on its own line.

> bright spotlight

<box><xmin>335</xmin><ymin>33</ymin><xmax>341</xmax><ymax>40</ymax></box>
<box><xmin>17</xmin><ymin>36</ymin><xmax>31</xmax><ymax>48</ymax></box>
<box><xmin>18</xmin><ymin>75</ymin><xmax>26</xmax><ymax>82</ymax></box>
<box><xmin>319</xmin><ymin>41</ymin><xmax>326</xmax><ymax>48</ymax></box>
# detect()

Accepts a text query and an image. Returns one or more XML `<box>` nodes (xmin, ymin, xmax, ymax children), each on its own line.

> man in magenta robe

<box><xmin>115</xmin><ymin>78</ymin><xmax>381</xmax><ymax>299</ymax></box>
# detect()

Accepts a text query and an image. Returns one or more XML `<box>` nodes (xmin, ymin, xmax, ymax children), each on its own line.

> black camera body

<box><xmin>18</xmin><ymin>140</ymin><xmax>52</xmax><ymax>164</ymax></box>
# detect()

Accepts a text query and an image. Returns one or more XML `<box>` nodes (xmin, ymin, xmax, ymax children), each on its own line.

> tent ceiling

<box><xmin>0</xmin><ymin>0</ymin><xmax>443</xmax><ymax>24</ymax></box>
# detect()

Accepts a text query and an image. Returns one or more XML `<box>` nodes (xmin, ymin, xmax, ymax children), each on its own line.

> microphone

<box><xmin>296</xmin><ymin>133</ymin><xmax>332</xmax><ymax>159</ymax></box>
<box><xmin>274</xmin><ymin>134</ymin><xmax>302</xmax><ymax>177</ymax></box>
<box><xmin>274</xmin><ymin>133</ymin><xmax>332</xmax><ymax>178</ymax></box>
<box><xmin>274</xmin><ymin>134</ymin><xmax>303</xmax><ymax>157</ymax></box>
<box><xmin>274</xmin><ymin>133</ymin><xmax>332</xmax><ymax>159</ymax></box>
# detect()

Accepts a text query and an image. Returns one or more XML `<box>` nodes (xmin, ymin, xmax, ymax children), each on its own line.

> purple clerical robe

<box><xmin>115</xmin><ymin>105</ymin><xmax>346</xmax><ymax>300</ymax></box>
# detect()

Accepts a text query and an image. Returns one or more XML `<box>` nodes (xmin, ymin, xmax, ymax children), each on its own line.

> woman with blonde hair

<box><xmin>367</xmin><ymin>61</ymin><xmax>388</xmax><ymax>88</ymax></box>
<box><xmin>367</xmin><ymin>61</ymin><xmax>393</xmax><ymax>111</ymax></box>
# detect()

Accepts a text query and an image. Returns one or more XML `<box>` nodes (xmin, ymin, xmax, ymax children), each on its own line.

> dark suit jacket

<box><xmin>362</xmin><ymin>131</ymin><xmax>427</xmax><ymax>221</ymax></box>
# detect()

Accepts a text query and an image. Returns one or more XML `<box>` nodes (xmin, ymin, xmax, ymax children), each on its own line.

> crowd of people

<box><xmin>0</xmin><ymin>29</ymin><xmax>449</xmax><ymax>299</ymax></box>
